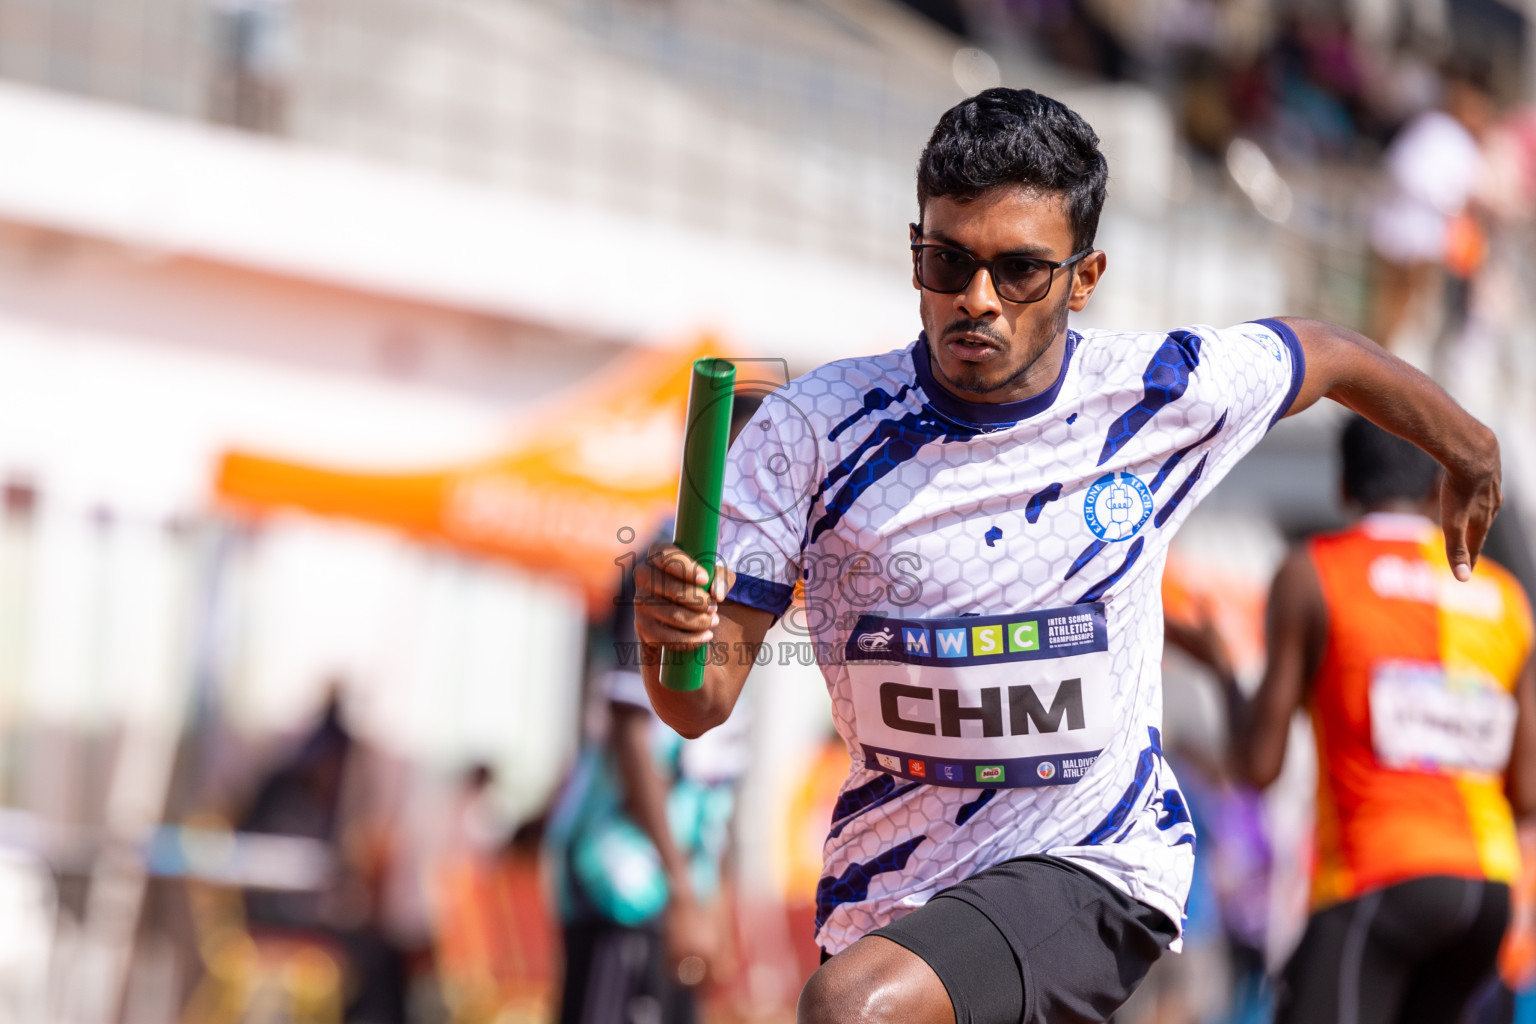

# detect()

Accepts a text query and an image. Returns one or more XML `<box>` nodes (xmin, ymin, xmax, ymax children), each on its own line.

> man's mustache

<box><xmin>940</xmin><ymin>320</ymin><xmax>1008</xmax><ymax>346</ymax></box>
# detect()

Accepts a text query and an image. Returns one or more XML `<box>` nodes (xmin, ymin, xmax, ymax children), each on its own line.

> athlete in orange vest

<box><xmin>1224</xmin><ymin>416</ymin><xmax>1536</xmax><ymax>1024</ymax></box>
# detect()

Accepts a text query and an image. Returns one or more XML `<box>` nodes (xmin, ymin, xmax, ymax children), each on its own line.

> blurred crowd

<box><xmin>936</xmin><ymin>0</ymin><xmax>1536</xmax><ymax>420</ymax></box>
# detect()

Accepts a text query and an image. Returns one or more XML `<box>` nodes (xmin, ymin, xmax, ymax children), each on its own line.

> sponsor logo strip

<box><xmin>862</xmin><ymin>745</ymin><xmax>1102</xmax><ymax>788</ymax></box>
<box><xmin>847</xmin><ymin>603</ymin><xmax>1107</xmax><ymax>666</ymax></box>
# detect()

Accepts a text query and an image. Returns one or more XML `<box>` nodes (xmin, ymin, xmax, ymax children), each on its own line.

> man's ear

<box><xmin>909</xmin><ymin>222</ymin><xmax>922</xmax><ymax>290</ymax></box>
<box><xmin>1067</xmin><ymin>251</ymin><xmax>1107</xmax><ymax>312</ymax></box>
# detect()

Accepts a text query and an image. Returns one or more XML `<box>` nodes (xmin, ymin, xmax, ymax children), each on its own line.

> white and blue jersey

<box><xmin>717</xmin><ymin>321</ymin><xmax>1304</xmax><ymax>954</ymax></box>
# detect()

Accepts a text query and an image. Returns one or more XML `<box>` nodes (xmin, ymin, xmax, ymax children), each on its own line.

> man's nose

<box><xmin>956</xmin><ymin>267</ymin><xmax>1003</xmax><ymax>318</ymax></box>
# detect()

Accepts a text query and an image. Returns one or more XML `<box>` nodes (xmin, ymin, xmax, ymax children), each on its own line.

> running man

<box><xmin>633</xmin><ymin>88</ymin><xmax>1503</xmax><ymax>1024</ymax></box>
<box><xmin>1223</xmin><ymin>416</ymin><xmax>1536</xmax><ymax>1024</ymax></box>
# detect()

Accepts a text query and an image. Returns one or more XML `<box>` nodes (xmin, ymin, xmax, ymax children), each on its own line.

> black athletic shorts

<box><xmin>866</xmin><ymin>854</ymin><xmax>1178</xmax><ymax>1024</ymax></box>
<box><xmin>1274</xmin><ymin>874</ymin><xmax>1510</xmax><ymax>1024</ymax></box>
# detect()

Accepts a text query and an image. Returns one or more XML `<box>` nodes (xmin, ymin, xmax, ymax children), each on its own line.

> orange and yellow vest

<box><xmin>1307</xmin><ymin>514</ymin><xmax>1534</xmax><ymax>909</ymax></box>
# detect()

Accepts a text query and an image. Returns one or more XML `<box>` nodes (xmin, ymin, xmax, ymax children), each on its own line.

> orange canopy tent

<box><xmin>215</xmin><ymin>339</ymin><xmax>723</xmax><ymax>615</ymax></box>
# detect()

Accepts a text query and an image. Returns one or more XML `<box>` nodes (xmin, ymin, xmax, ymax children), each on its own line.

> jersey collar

<box><xmin>912</xmin><ymin>330</ymin><xmax>1079</xmax><ymax>427</ymax></box>
<box><xmin>1359</xmin><ymin>512</ymin><xmax>1436</xmax><ymax>540</ymax></box>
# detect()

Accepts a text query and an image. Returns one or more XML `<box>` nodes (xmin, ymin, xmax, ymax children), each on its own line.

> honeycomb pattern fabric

<box><xmin>718</xmin><ymin>319</ymin><xmax>1303</xmax><ymax>953</ymax></box>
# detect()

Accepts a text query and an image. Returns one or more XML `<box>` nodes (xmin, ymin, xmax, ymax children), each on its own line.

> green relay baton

<box><xmin>660</xmin><ymin>358</ymin><xmax>737</xmax><ymax>692</ymax></box>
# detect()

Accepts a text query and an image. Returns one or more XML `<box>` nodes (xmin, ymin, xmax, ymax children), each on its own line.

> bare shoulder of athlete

<box><xmin>1271</xmin><ymin>543</ymin><xmax>1323</xmax><ymax>612</ymax></box>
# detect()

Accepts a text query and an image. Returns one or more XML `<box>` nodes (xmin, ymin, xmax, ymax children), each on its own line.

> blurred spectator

<box><xmin>1481</xmin><ymin>108</ymin><xmax>1536</xmax><ymax>222</ymax></box>
<box><xmin>543</xmin><ymin>614</ymin><xmax>747</xmax><ymax>1024</ymax></box>
<box><xmin>544</xmin><ymin>393</ymin><xmax>762</xmax><ymax>1024</ymax></box>
<box><xmin>430</xmin><ymin>766</ymin><xmax>552</xmax><ymax>1022</ymax></box>
<box><xmin>1001</xmin><ymin>0</ymin><xmax>1131</xmax><ymax>80</ymax></box>
<box><xmin>1369</xmin><ymin>61</ymin><xmax>1496</xmax><ymax>354</ymax></box>
<box><xmin>239</xmin><ymin>689</ymin><xmax>354</xmax><ymax>930</ymax></box>
<box><xmin>238</xmin><ymin>687</ymin><xmax>410</xmax><ymax>1024</ymax></box>
<box><xmin>1265</xmin><ymin>13</ymin><xmax>1363</xmax><ymax>159</ymax></box>
<box><xmin>1364</xmin><ymin>34</ymin><xmax>1443</xmax><ymax>138</ymax></box>
<box><xmin>1222</xmin><ymin>417</ymin><xmax>1536</xmax><ymax>1024</ymax></box>
<box><xmin>1176</xmin><ymin>46</ymin><xmax>1237</xmax><ymax>159</ymax></box>
<box><xmin>1437</xmin><ymin>102</ymin><xmax>1536</xmax><ymax>406</ymax></box>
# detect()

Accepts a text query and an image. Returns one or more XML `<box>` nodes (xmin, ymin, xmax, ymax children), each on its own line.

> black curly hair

<box><xmin>916</xmin><ymin>88</ymin><xmax>1109</xmax><ymax>253</ymax></box>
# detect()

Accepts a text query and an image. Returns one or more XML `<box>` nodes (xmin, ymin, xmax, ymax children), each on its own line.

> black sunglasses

<box><xmin>910</xmin><ymin>239</ymin><xmax>1093</xmax><ymax>305</ymax></box>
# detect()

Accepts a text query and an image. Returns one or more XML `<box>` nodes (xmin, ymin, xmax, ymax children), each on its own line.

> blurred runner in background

<box><xmin>1223</xmin><ymin>416</ymin><xmax>1536</xmax><ymax>1024</ymax></box>
<box><xmin>1369</xmin><ymin>61</ymin><xmax>1495</xmax><ymax>355</ymax></box>
<box><xmin>544</xmin><ymin>395</ymin><xmax>762</xmax><ymax>1024</ymax></box>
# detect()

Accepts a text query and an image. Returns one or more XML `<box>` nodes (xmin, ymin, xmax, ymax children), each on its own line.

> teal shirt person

<box><xmin>545</xmin><ymin>692</ymin><xmax>741</xmax><ymax>927</ymax></box>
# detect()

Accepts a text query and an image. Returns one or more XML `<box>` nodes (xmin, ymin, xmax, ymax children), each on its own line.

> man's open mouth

<box><xmin>945</xmin><ymin>334</ymin><xmax>1001</xmax><ymax>361</ymax></box>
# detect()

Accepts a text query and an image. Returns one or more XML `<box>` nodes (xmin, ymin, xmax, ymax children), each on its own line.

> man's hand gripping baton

<box><xmin>659</xmin><ymin>358</ymin><xmax>736</xmax><ymax>691</ymax></box>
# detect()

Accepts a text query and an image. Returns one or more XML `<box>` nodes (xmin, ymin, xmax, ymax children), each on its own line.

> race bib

<box><xmin>844</xmin><ymin>604</ymin><xmax>1113</xmax><ymax>788</ymax></box>
<box><xmin>1369</xmin><ymin>659</ymin><xmax>1516</xmax><ymax>775</ymax></box>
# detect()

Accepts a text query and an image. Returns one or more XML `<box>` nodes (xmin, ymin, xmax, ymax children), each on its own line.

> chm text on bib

<box><xmin>844</xmin><ymin>604</ymin><xmax>1113</xmax><ymax>788</ymax></box>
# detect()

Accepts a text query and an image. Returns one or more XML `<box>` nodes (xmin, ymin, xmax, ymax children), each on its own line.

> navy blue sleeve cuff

<box><xmin>726</xmin><ymin>572</ymin><xmax>794</xmax><ymax>617</ymax></box>
<box><xmin>1255</xmin><ymin>317</ymin><xmax>1306</xmax><ymax>430</ymax></box>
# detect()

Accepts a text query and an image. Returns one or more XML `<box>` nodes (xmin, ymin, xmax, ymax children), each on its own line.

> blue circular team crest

<box><xmin>1083</xmin><ymin>472</ymin><xmax>1154</xmax><ymax>542</ymax></box>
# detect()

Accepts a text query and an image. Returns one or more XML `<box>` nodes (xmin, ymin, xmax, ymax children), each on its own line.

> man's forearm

<box><xmin>1220</xmin><ymin>677</ymin><xmax>1284</xmax><ymax>789</ymax></box>
<box><xmin>1282</xmin><ymin>317</ymin><xmax>1500</xmax><ymax>577</ymax></box>
<box><xmin>1282</xmin><ymin>318</ymin><xmax>1497</xmax><ymax>478</ymax></box>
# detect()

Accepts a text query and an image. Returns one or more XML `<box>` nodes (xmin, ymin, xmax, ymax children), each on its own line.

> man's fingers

<box><xmin>636</xmin><ymin>621</ymin><xmax>715</xmax><ymax>648</ymax></box>
<box><xmin>638</xmin><ymin>598</ymin><xmax>717</xmax><ymax>635</ymax></box>
<box><xmin>1472</xmin><ymin>476</ymin><xmax>1505</xmax><ymax>569</ymax></box>
<box><xmin>712</xmin><ymin>564</ymin><xmax>735</xmax><ymax>603</ymax></box>
<box><xmin>642</xmin><ymin>543</ymin><xmax>732</xmax><ymax>598</ymax></box>
<box><xmin>635</xmin><ymin>592</ymin><xmax>717</xmax><ymax>646</ymax></box>
<box><xmin>1441</xmin><ymin>468</ymin><xmax>1503</xmax><ymax>582</ymax></box>
<box><xmin>1441</xmin><ymin>486</ymin><xmax>1474</xmax><ymax>581</ymax></box>
<box><xmin>634</xmin><ymin>560</ymin><xmax>701</xmax><ymax>601</ymax></box>
<box><xmin>1441</xmin><ymin>491</ymin><xmax>1484</xmax><ymax>583</ymax></box>
<box><xmin>1464</xmin><ymin>514</ymin><xmax>1493</xmax><ymax>577</ymax></box>
<box><xmin>636</xmin><ymin>563</ymin><xmax>714</xmax><ymax>615</ymax></box>
<box><xmin>646</xmin><ymin>542</ymin><xmax>709</xmax><ymax>585</ymax></box>
<box><xmin>1447</xmin><ymin>534</ymin><xmax>1473</xmax><ymax>581</ymax></box>
<box><xmin>634</xmin><ymin>559</ymin><xmax>719</xmax><ymax>648</ymax></box>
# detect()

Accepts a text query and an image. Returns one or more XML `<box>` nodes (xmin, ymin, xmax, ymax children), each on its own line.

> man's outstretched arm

<box><xmin>1225</xmin><ymin>547</ymin><xmax>1328</xmax><ymax>788</ymax></box>
<box><xmin>632</xmin><ymin>543</ymin><xmax>775</xmax><ymax>739</ymax></box>
<box><xmin>1280</xmin><ymin>317</ymin><xmax>1501</xmax><ymax>579</ymax></box>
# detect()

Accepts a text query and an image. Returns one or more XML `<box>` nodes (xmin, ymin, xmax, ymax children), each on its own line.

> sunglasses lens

<box><xmin>916</xmin><ymin>248</ymin><xmax>976</xmax><ymax>292</ymax></box>
<box><xmin>915</xmin><ymin>248</ymin><xmax>1062</xmax><ymax>302</ymax></box>
<box><xmin>994</xmin><ymin>257</ymin><xmax>1054</xmax><ymax>303</ymax></box>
